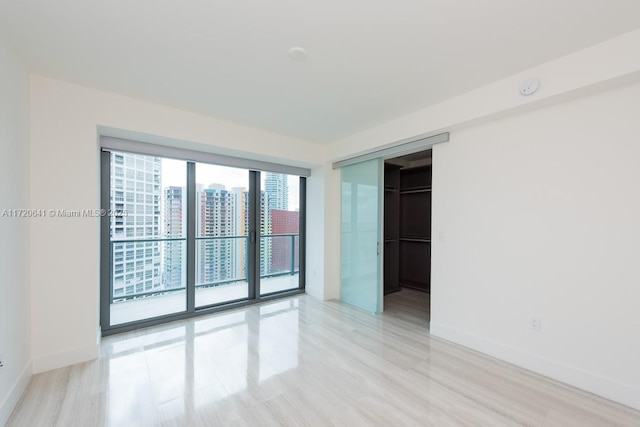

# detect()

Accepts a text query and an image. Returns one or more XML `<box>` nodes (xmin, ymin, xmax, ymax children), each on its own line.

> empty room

<box><xmin>1</xmin><ymin>1</ymin><xmax>640</xmax><ymax>425</ymax></box>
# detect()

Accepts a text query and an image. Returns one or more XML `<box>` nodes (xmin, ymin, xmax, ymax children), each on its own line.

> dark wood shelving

<box><xmin>399</xmin><ymin>166</ymin><xmax>431</xmax><ymax>292</ymax></box>
<box><xmin>384</xmin><ymin>164</ymin><xmax>432</xmax><ymax>294</ymax></box>
<box><xmin>383</xmin><ymin>164</ymin><xmax>401</xmax><ymax>294</ymax></box>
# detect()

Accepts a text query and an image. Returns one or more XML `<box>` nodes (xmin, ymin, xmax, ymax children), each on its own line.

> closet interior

<box><xmin>383</xmin><ymin>150</ymin><xmax>432</xmax><ymax>304</ymax></box>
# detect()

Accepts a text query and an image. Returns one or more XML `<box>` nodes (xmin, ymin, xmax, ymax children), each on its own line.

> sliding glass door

<box><xmin>101</xmin><ymin>145</ymin><xmax>306</xmax><ymax>334</ymax></box>
<box><xmin>340</xmin><ymin>159</ymin><xmax>383</xmax><ymax>314</ymax></box>
<box><xmin>108</xmin><ymin>152</ymin><xmax>187</xmax><ymax>325</ymax></box>
<box><xmin>260</xmin><ymin>172</ymin><xmax>303</xmax><ymax>296</ymax></box>
<box><xmin>195</xmin><ymin>163</ymin><xmax>250</xmax><ymax>308</ymax></box>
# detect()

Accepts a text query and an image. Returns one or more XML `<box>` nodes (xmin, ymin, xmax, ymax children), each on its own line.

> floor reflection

<box><xmin>103</xmin><ymin>298</ymin><xmax>301</xmax><ymax>424</ymax></box>
<box><xmin>259</xmin><ymin>301</ymin><xmax>300</xmax><ymax>381</ymax></box>
<box><xmin>9</xmin><ymin>290</ymin><xmax>640</xmax><ymax>427</ymax></box>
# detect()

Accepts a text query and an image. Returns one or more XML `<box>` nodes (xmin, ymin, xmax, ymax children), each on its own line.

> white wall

<box><xmin>431</xmin><ymin>81</ymin><xmax>640</xmax><ymax>410</ymax></box>
<box><xmin>305</xmin><ymin>166</ymin><xmax>326</xmax><ymax>300</ymax></box>
<box><xmin>322</xmin><ymin>30</ymin><xmax>640</xmax><ymax>410</ymax></box>
<box><xmin>29</xmin><ymin>76</ymin><xmax>328</xmax><ymax>373</ymax></box>
<box><xmin>305</xmin><ymin>164</ymin><xmax>341</xmax><ymax>301</ymax></box>
<box><xmin>0</xmin><ymin>37</ymin><xmax>31</xmax><ymax>425</ymax></box>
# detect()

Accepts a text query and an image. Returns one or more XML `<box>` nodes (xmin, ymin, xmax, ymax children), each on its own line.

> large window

<box><xmin>260</xmin><ymin>172</ymin><xmax>301</xmax><ymax>295</ymax></box>
<box><xmin>100</xmin><ymin>141</ymin><xmax>307</xmax><ymax>334</ymax></box>
<box><xmin>108</xmin><ymin>154</ymin><xmax>187</xmax><ymax>325</ymax></box>
<box><xmin>195</xmin><ymin>163</ymin><xmax>250</xmax><ymax>307</ymax></box>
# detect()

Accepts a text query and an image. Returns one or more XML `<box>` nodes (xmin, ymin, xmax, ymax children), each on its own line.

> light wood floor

<box><xmin>7</xmin><ymin>289</ymin><xmax>640</xmax><ymax>426</ymax></box>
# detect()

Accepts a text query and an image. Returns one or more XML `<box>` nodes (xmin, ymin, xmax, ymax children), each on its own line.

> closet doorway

<box><xmin>383</xmin><ymin>150</ymin><xmax>432</xmax><ymax>323</ymax></box>
<box><xmin>337</xmin><ymin>132</ymin><xmax>447</xmax><ymax>319</ymax></box>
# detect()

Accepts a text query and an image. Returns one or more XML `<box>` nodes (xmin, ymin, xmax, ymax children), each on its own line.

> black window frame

<box><xmin>100</xmin><ymin>140</ymin><xmax>307</xmax><ymax>336</ymax></box>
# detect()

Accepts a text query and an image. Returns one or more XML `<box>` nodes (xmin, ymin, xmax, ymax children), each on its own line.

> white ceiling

<box><xmin>1</xmin><ymin>0</ymin><xmax>640</xmax><ymax>143</ymax></box>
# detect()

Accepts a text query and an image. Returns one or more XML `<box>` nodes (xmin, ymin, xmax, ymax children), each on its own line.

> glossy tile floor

<box><xmin>8</xmin><ymin>289</ymin><xmax>640</xmax><ymax>426</ymax></box>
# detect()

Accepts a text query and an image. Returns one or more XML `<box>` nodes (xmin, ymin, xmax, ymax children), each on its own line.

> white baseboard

<box><xmin>430</xmin><ymin>322</ymin><xmax>640</xmax><ymax>411</ymax></box>
<box><xmin>0</xmin><ymin>361</ymin><xmax>32</xmax><ymax>427</ymax></box>
<box><xmin>32</xmin><ymin>344</ymin><xmax>98</xmax><ymax>374</ymax></box>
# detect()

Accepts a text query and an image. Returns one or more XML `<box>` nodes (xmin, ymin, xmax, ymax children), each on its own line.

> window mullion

<box><xmin>248</xmin><ymin>171</ymin><xmax>259</xmax><ymax>300</ymax></box>
<box><xmin>100</xmin><ymin>151</ymin><xmax>111</xmax><ymax>329</ymax></box>
<box><xmin>186</xmin><ymin>162</ymin><xmax>196</xmax><ymax>312</ymax></box>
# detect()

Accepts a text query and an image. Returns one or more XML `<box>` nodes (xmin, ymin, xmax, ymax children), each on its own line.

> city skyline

<box><xmin>162</xmin><ymin>159</ymin><xmax>300</xmax><ymax>211</ymax></box>
<box><xmin>110</xmin><ymin>152</ymin><xmax>300</xmax><ymax>301</ymax></box>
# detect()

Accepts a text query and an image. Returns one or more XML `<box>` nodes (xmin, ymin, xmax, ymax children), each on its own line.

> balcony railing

<box><xmin>109</xmin><ymin>233</ymin><xmax>299</xmax><ymax>303</ymax></box>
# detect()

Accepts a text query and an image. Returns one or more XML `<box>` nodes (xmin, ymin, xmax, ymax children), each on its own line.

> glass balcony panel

<box><xmin>195</xmin><ymin>236</ymin><xmax>249</xmax><ymax>307</ymax></box>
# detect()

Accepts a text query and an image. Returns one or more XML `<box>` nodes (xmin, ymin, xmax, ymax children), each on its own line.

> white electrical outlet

<box><xmin>529</xmin><ymin>317</ymin><xmax>541</xmax><ymax>332</ymax></box>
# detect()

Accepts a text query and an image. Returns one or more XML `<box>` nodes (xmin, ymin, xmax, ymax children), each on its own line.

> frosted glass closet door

<box><xmin>340</xmin><ymin>158</ymin><xmax>383</xmax><ymax>314</ymax></box>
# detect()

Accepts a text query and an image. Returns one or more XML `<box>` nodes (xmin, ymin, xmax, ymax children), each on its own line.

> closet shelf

<box><xmin>385</xmin><ymin>162</ymin><xmax>431</xmax><ymax>294</ymax></box>
<box><xmin>400</xmin><ymin>187</ymin><xmax>431</xmax><ymax>194</ymax></box>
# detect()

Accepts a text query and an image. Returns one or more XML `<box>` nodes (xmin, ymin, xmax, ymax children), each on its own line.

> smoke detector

<box><xmin>520</xmin><ymin>78</ymin><xmax>540</xmax><ymax>96</ymax></box>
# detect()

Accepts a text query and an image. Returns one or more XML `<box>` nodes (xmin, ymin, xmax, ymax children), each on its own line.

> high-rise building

<box><xmin>197</xmin><ymin>185</ymin><xmax>241</xmax><ymax>284</ymax></box>
<box><xmin>163</xmin><ymin>186</ymin><xmax>185</xmax><ymax>288</ymax></box>
<box><xmin>264</xmin><ymin>172</ymin><xmax>288</xmax><ymax>211</ymax></box>
<box><xmin>110</xmin><ymin>152</ymin><xmax>162</xmax><ymax>298</ymax></box>
<box><xmin>242</xmin><ymin>189</ymin><xmax>272</xmax><ymax>276</ymax></box>
<box><xmin>232</xmin><ymin>187</ymin><xmax>247</xmax><ymax>280</ymax></box>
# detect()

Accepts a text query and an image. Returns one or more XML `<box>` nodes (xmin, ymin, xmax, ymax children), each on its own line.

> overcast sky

<box><xmin>161</xmin><ymin>159</ymin><xmax>299</xmax><ymax>211</ymax></box>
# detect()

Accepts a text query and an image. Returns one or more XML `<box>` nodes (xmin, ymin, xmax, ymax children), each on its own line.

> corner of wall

<box><xmin>322</xmin><ymin>165</ymin><xmax>341</xmax><ymax>300</ymax></box>
<box><xmin>0</xmin><ymin>32</ymin><xmax>33</xmax><ymax>426</ymax></box>
<box><xmin>304</xmin><ymin>165</ymin><xmax>327</xmax><ymax>300</ymax></box>
<box><xmin>328</xmin><ymin>29</ymin><xmax>640</xmax><ymax>161</ymax></box>
<box><xmin>0</xmin><ymin>361</ymin><xmax>32</xmax><ymax>427</ymax></box>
